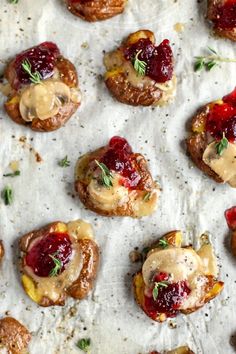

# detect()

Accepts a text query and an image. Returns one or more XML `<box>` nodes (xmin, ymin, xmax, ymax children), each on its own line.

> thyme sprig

<box><xmin>9</xmin><ymin>0</ymin><xmax>19</xmax><ymax>3</ymax></box>
<box><xmin>95</xmin><ymin>160</ymin><xmax>113</xmax><ymax>189</ymax></box>
<box><xmin>58</xmin><ymin>156</ymin><xmax>70</xmax><ymax>167</ymax></box>
<box><xmin>133</xmin><ymin>50</ymin><xmax>147</xmax><ymax>77</ymax></box>
<box><xmin>152</xmin><ymin>281</ymin><xmax>169</xmax><ymax>301</ymax></box>
<box><xmin>158</xmin><ymin>239</ymin><xmax>169</xmax><ymax>249</ymax></box>
<box><xmin>194</xmin><ymin>47</ymin><xmax>236</xmax><ymax>72</ymax></box>
<box><xmin>216</xmin><ymin>132</ymin><xmax>228</xmax><ymax>156</ymax></box>
<box><xmin>76</xmin><ymin>338</ymin><xmax>91</xmax><ymax>353</ymax></box>
<box><xmin>21</xmin><ymin>59</ymin><xmax>42</xmax><ymax>84</ymax></box>
<box><xmin>3</xmin><ymin>170</ymin><xmax>20</xmax><ymax>177</ymax></box>
<box><xmin>1</xmin><ymin>186</ymin><xmax>13</xmax><ymax>205</ymax></box>
<box><xmin>49</xmin><ymin>252</ymin><xmax>62</xmax><ymax>277</ymax></box>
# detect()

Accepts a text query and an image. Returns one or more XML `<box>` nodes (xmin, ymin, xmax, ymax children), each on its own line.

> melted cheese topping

<box><xmin>19</xmin><ymin>79</ymin><xmax>80</xmax><ymax>121</ymax></box>
<box><xmin>203</xmin><ymin>141</ymin><xmax>236</xmax><ymax>187</ymax></box>
<box><xmin>23</xmin><ymin>220</ymin><xmax>93</xmax><ymax>303</ymax></box>
<box><xmin>142</xmin><ymin>244</ymin><xmax>218</xmax><ymax>310</ymax></box>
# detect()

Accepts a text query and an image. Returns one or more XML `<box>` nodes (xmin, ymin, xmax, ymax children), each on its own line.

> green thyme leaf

<box><xmin>76</xmin><ymin>338</ymin><xmax>91</xmax><ymax>352</ymax></box>
<box><xmin>21</xmin><ymin>59</ymin><xmax>41</xmax><ymax>84</ymax></box>
<box><xmin>95</xmin><ymin>160</ymin><xmax>113</xmax><ymax>189</ymax></box>
<box><xmin>194</xmin><ymin>57</ymin><xmax>205</xmax><ymax>72</ymax></box>
<box><xmin>58</xmin><ymin>155</ymin><xmax>70</xmax><ymax>167</ymax></box>
<box><xmin>215</xmin><ymin>133</ymin><xmax>228</xmax><ymax>156</ymax></box>
<box><xmin>133</xmin><ymin>50</ymin><xmax>147</xmax><ymax>77</ymax></box>
<box><xmin>158</xmin><ymin>238</ymin><xmax>169</xmax><ymax>249</ymax></box>
<box><xmin>143</xmin><ymin>192</ymin><xmax>151</xmax><ymax>202</ymax></box>
<box><xmin>49</xmin><ymin>252</ymin><xmax>62</xmax><ymax>277</ymax></box>
<box><xmin>9</xmin><ymin>0</ymin><xmax>19</xmax><ymax>3</ymax></box>
<box><xmin>152</xmin><ymin>281</ymin><xmax>169</xmax><ymax>301</ymax></box>
<box><xmin>3</xmin><ymin>170</ymin><xmax>20</xmax><ymax>177</ymax></box>
<box><xmin>1</xmin><ymin>186</ymin><xmax>13</xmax><ymax>205</ymax></box>
<box><xmin>206</xmin><ymin>60</ymin><xmax>217</xmax><ymax>70</ymax></box>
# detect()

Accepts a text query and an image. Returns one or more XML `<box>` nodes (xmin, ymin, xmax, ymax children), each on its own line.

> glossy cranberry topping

<box><xmin>144</xmin><ymin>280</ymin><xmax>191</xmax><ymax>319</ymax></box>
<box><xmin>225</xmin><ymin>206</ymin><xmax>236</xmax><ymax>230</ymax></box>
<box><xmin>26</xmin><ymin>232</ymin><xmax>72</xmax><ymax>277</ymax></box>
<box><xmin>100</xmin><ymin>136</ymin><xmax>141</xmax><ymax>189</ymax></box>
<box><xmin>12</xmin><ymin>42</ymin><xmax>60</xmax><ymax>90</ymax></box>
<box><xmin>206</xmin><ymin>88</ymin><xmax>236</xmax><ymax>142</ymax></box>
<box><xmin>124</xmin><ymin>38</ymin><xmax>174</xmax><ymax>83</ymax></box>
<box><xmin>213</xmin><ymin>0</ymin><xmax>236</xmax><ymax>30</ymax></box>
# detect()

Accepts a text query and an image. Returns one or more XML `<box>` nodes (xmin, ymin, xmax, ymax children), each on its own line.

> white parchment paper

<box><xmin>0</xmin><ymin>0</ymin><xmax>236</xmax><ymax>353</ymax></box>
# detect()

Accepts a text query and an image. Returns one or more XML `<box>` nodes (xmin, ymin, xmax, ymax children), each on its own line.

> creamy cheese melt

<box><xmin>203</xmin><ymin>141</ymin><xmax>236</xmax><ymax>187</ymax></box>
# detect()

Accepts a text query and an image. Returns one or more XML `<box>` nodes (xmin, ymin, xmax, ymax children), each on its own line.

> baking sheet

<box><xmin>0</xmin><ymin>0</ymin><xmax>236</xmax><ymax>353</ymax></box>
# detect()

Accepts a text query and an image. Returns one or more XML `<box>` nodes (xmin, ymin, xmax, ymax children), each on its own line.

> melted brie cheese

<box><xmin>142</xmin><ymin>244</ymin><xmax>218</xmax><ymax>310</ymax></box>
<box><xmin>203</xmin><ymin>141</ymin><xmax>236</xmax><ymax>187</ymax></box>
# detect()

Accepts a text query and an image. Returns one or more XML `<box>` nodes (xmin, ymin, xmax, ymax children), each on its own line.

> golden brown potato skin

<box><xmin>104</xmin><ymin>30</ymin><xmax>169</xmax><ymax>107</ymax></box>
<box><xmin>0</xmin><ymin>317</ymin><xmax>31</xmax><ymax>354</ymax></box>
<box><xmin>75</xmin><ymin>146</ymin><xmax>157</xmax><ymax>217</ymax></box>
<box><xmin>207</xmin><ymin>0</ymin><xmax>236</xmax><ymax>41</ymax></box>
<box><xmin>133</xmin><ymin>231</ymin><xmax>224</xmax><ymax>323</ymax></box>
<box><xmin>4</xmin><ymin>56</ymin><xmax>80</xmax><ymax>132</ymax></box>
<box><xmin>0</xmin><ymin>241</ymin><xmax>4</xmax><ymax>263</ymax></box>
<box><xmin>66</xmin><ymin>0</ymin><xmax>126</xmax><ymax>22</ymax></box>
<box><xmin>19</xmin><ymin>222</ymin><xmax>99</xmax><ymax>307</ymax></box>
<box><xmin>186</xmin><ymin>105</ymin><xmax>223</xmax><ymax>183</ymax></box>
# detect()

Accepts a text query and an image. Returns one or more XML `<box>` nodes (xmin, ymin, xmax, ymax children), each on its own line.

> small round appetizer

<box><xmin>150</xmin><ymin>347</ymin><xmax>194</xmax><ymax>354</ymax></box>
<box><xmin>0</xmin><ymin>241</ymin><xmax>4</xmax><ymax>262</ymax></box>
<box><xmin>19</xmin><ymin>220</ymin><xmax>99</xmax><ymax>307</ymax></box>
<box><xmin>225</xmin><ymin>206</ymin><xmax>236</xmax><ymax>255</ymax></box>
<box><xmin>75</xmin><ymin>136</ymin><xmax>159</xmax><ymax>217</ymax></box>
<box><xmin>4</xmin><ymin>42</ymin><xmax>81</xmax><ymax>132</ymax></box>
<box><xmin>65</xmin><ymin>0</ymin><xmax>127</xmax><ymax>22</ymax></box>
<box><xmin>207</xmin><ymin>0</ymin><xmax>236</xmax><ymax>41</ymax></box>
<box><xmin>133</xmin><ymin>230</ymin><xmax>223</xmax><ymax>322</ymax></box>
<box><xmin>104</xmin><ymin>30</ymin><xmax>176</xmax><ymax>106</ymax></box>
<box><xmin>0</xmin><ymin>317</ymin><xmax>31</xmax><ymax>354</ymax></box>
<box><xmin>186</xmin><ymin>87</ymin><xmax>236</xmax><ymax>186</ymax></box>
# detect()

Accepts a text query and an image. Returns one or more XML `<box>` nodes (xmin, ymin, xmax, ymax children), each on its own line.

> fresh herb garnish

<box><xmin>194</xmin><ymin>47</ymin><xmax>236</xmax><ymax>72</ymax></box>
<box><xmin>216</xmin><ymin>132</ymin><xmax>228</xmax><ymax>156</ymax></box>
<box><xmin>21</xmin><ymin>59</ymin><xmax>42</xmax><ymax>84</ymax></box>
<box><xmin>1</xmin><ymin>186</ymin><xmax>13</xmax><ymax>205</ymax></box>
<box><xmin>158</xmin><ymin>239</ymin><xmax>169</xmax><ymax>249</ymax></box>
<box><xmin>49</xmin><ymin>252</ymin><xmax>62</xmax><ymax>277</ymax></box>
<box><xmin>76</xmin><ymin>338</ymin><xmax>91</xmax><ymax>353</ymax></box>
<box><xmin>133</xmin><ymin>50</ymin><xmax>147</xmax><ymax>77</ymax></box>
<box><xmin>9</xmin><ymin>0</ymin><xmax>19</xmax><ymax>3</ymax></box>
<box><xmin>152</xmin><ymin>281</ymin><xmax>169</xmax><ymax>301</ymax></box>
<box><xmin>143</xmin><ymin>192</ymin><xmax>151</xmax><ymax>202</ymax></box>
<box><xmin>95</xmin><ymin>160</ymin><xmax>113</xmax><ymax>189</ymax></box>
<box><xmin>3</xmin><ymin>170</ymin><xmax>20</xmax><ymax>177</ymax></box>
<box><xmin>58</xmin><ymin>155</ymin><xmax>70</xmax><ymax>167</ymax></box>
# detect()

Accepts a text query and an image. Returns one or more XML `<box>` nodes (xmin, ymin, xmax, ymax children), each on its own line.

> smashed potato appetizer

<box><xmin>133</xmin><ymin>230</ymin><xmax>223</xmax><ymax>322</ymax></box>
<box><xmin>150</xmin><ymin>347</ymin><xmax>194</xmax><ymax>354</ymax></box>
<box><xmin>75</xmin><ymin>136</ymin><xmax>159</xmax><ymax>217</ymax></box>
<box><xmin>104</xmin><ymin>30</ymin><xmax>176</xmax><ymax>106</ymax></box>
<box><xmin>225</xmin><ymin>206</ymin><xmax>236</xmax><ymax>256</ymax></box>
<box><xmin>66</xmin><ymin>0</ymin><xmax>127</xmax><ymax>22</ymax></box>
<box><xmin>186</xmin><ymin>87</ymin><xmax>236</xmax><ymax>186</ymax></box>
<box><xmin>0</xmin><ymin>317</ymin><xmax>31</xmax><ymax>354</ymax></box>
<box><xmin>207</xmin><ymin>0</ymin><xmax>236</xmax><ymax>41</ymax></box>
<box><xmin>4</xmin><ymin>42</ymin><xmax>81</xmax><ymax>132</ymax></box>
<box><xmin>19</xmin><ymin>220</ymin><xmax>99</xmax><ymax>307</ymax></box>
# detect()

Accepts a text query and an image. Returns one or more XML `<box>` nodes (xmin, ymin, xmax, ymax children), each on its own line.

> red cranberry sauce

<box><xmin>214</xmin><ymin>0</ymin><xmax>236</xmax><ymax>30</ymax></box>
<box><xmin>13</xmin><ymin>42</ymin><xmax>60</xmax><ymax>90</ymax></box>
<box><xmin>123</xmin><ymin>38</ymin><xmax>174</xmax><ymax>83</ymax></box>
<box><xmin>206</xmin><ymin>88</ymin><xmax>236</xmax><ymax>142</ymax></box>
<box><xmin>25</xmin><ymin>232</ymin><xmax>72</xmax><ymax>277</ymax></box>
<box><xmin>144</xmin><ymin>272</ymin><xmax>191</xmax><ymax>319</ymax></box>
<box><xmin>225</xmin><ymin>206</ymin><xmax>236</xmax><ymax>230</ymax></box>
<box><xmin>100</xmin><ymin>136</ymin><xmax>141</xmax><ymax>189</ymax></box>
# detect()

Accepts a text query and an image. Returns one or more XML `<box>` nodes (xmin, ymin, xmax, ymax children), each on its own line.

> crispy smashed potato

<box><xmin>66</xmin><ymin>0</ymin><xmax>127</xmax><ymax>22</ymax></box>
<box><xmin>104</xmin><ymin>30</ymin><xmax>176</xmax><ymax>106</ymax></box>
<box><xmin>19</xmin><ymin>221</ymin><xmax>99</xmax><ymax>307</ymax></box>
<box><xmin>207</xmin><ymin>0</ymin><xmax>236</xmax><ymax>41</ymax></box>
<box><xmin>133</xmin><ymin>230</ymin><xmax>224</xmax><ymax>322</ymax></box>
<box><xmin>0</xmin><ymin>317</ymin><xmax>31</xmax><ymax>354</ymax></box>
